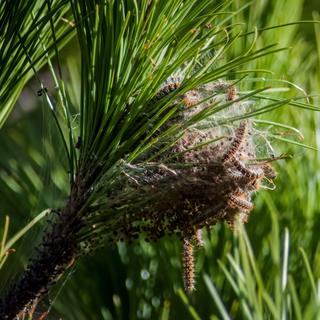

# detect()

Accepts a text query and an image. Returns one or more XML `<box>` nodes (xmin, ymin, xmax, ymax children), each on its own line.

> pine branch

<box><xmin>0</xmin><ymin>175</ymin><xmax>87</xmax><ymax>319</ymax></box>
<box><xmin>0</xmin><ymin>1</ymin><xmax>313</xmax><ymax>318</ymax></box>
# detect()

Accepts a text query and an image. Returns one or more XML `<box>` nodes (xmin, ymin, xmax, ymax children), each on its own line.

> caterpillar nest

<box><xmin>81</xmin><ymin>81</ymin><xmax>277</xmax><ymax>292</ymax></box>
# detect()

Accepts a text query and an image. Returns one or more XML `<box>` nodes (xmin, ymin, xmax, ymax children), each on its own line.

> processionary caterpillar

<box><xmin>222</xmin><ymin>121</ymin><xmax>248</xmax><ymax>163</ymax></box>
<box><xmin>152</xmin><ymin>81</ymin><xmax>181</xmax><ymax>102</ymax></box>
<box><xmin>228</xmin><ymin>194</ymin><xmax>253</xmax><ymax>211</ymax></box>
<box><xmin>182</xmin><ymin>237</ymin><xmax>195</xmax><ymax>293</ymax></box>
<box><xmin>231</xmin><ymin>158</ymin><xmax>263</xmax><ymax>180</ymax></box>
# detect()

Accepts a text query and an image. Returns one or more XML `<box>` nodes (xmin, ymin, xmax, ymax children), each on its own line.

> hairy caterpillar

<box><xmin>194</xmin><ymin>229</ymin><xmax>204</xmax><ymax>247</ymax></box>
<box><xmin>231</xmin><ymin>158</ymin><xmax>263</xmax><ymax>180</ymax></box>
<box><xmin>152</xmin><ymin>80</ymin><xmax>181</xmax><ymax>102</ymax></box>
<box><xmin>262</xmin><ymin>163</ymin><xmax>277</xmax><ymax>180</ymax></box>
<box><xmin>222</xmin><ymin>121</ymin><xmax>248</xmax><ymax>163</ymax></box>
<box><xmin>228</xmin><ymin>194</ymin><xmax>253</xmax><ymax>211</ymax></box>
<box><xmin>182</xmin><ymin>237</ymin><xmax>195</xmax><ymax>293</ymax></box>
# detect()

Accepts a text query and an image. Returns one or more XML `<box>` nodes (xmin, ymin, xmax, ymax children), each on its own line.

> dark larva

<box><xmin>152</xmin><ymin>81</ymin><xmax>181</xmax><ymax>102</ymax></box>
<box><xmin>222</xmin><ymin>121</ymin><xmax>248</xmax><ymax>163</ymax></box>
<box><xmin>232</xmin><ymin>158</ymin><xmax>263</xmax><ymax>180</ymax></box>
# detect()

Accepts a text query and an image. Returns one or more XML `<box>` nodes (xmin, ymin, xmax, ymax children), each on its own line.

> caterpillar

<box><xmin>231</xmin><ymin>158</ymin><xmax>263</xmax><ymax>180</ymax></box>
<box><xmin>194</xmin><ymin>229</ymin><xmax>204</xmax><ymax>247</ymax></box>
<box><xmin>222</xmin><ymin>121</ymin><xmax>248</xmax><ymax>163</ymax></box>
<box><xmin>152</xmin><ymin>81</ymin><xmax>181</xmax><ymax>102</ymax></box>
<box><xmin>262</xmin><ymin>163</ymin><xmax>277</xmax><ymax>180</ymax></box>
<box><xmin>228</xmin><ymin>194</ymin><xmax>253</xmax><ymax>212</ymax></box>
<box><xmin>182</xmin><ymin>237</ymin><xmax>195</xmax><ymax>293</ymax></box>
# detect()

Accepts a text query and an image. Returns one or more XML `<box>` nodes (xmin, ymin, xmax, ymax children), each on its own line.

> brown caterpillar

<box><xmin>152</xmin><ymin>81</ymin><xmax>181</xmax><ymax>102</ymax></box>
<box><xmin>231</xmin><ymin>158</ymin><xmax>263</xmax><ymax>180</ymax></box>
<box><xmin>228</xmin><ymin>194</ymin><xmax>253</xmax><ymax>212</ymax></box>
<box><xmin>222</xmin><ymin>121</ymin><xmax>248</xmax><ymax>163</ymax></box>
<box><xmin>182</xmin><ymin>237</ymin><xmax>195</xmax><ymax>293</ymax></box>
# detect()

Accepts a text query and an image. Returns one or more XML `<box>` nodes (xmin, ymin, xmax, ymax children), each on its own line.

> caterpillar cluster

<box><xmin>80</xmin><ymin>80</ymin><xmax>278</xmax><ymax>294</ymax></box>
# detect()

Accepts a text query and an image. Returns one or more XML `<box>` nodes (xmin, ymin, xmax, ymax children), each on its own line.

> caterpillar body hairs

<box><xmin>152</xmin><ymin>79</ymin><xmax>181</xmax><ymax>102</ymax></box>
<box><xmin>262</xmin><ymin>163</ymin><xmax>277</xmax><ymax>180</ymax></box>
<box><xmin>231</xmin><ymin>158</ymin><xmax>264</xmax><ymax>180</ymax></box>
<box><xmin>228</xmin><ymin>194</ymin><xmax>253</xmax><ymax>212</ymax></box>
<box><xmin>195</xmin><ymin>229</ymin><xmax>204</xmax><ymax>247</ymax></box>
<box><xmin>182</xmin><ymin>237</ymin><xmax>195</xmax><ymax>293</ymax></box>
<box><xmin>222</xmin><ymin>121</ymin><xmax>248</xmax><ymax>163</ymax></box>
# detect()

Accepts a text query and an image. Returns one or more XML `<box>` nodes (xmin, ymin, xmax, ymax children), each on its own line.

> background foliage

<box><xmin>1</xmin><ymin>0</ymin><xmax>320</xmax><ymax>319</ymax></box>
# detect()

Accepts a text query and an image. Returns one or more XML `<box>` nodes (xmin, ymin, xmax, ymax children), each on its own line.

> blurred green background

<box><xmin>1</xmin><ymin>0</ymin><xmax>320</xmax><ymax>319</ymax></box>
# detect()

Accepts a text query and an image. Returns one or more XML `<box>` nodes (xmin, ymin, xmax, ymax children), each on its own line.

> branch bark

<box><xmin>0</xmin><ymin>180</ymin><xmax>86</xmax><ymax>319</ymax></box>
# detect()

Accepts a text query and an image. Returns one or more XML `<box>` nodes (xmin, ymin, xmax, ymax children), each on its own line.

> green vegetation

<box><xmin>0</xmin><ymin>0</ymin><xmax>320</xmax><ymax>319</ymax></box>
